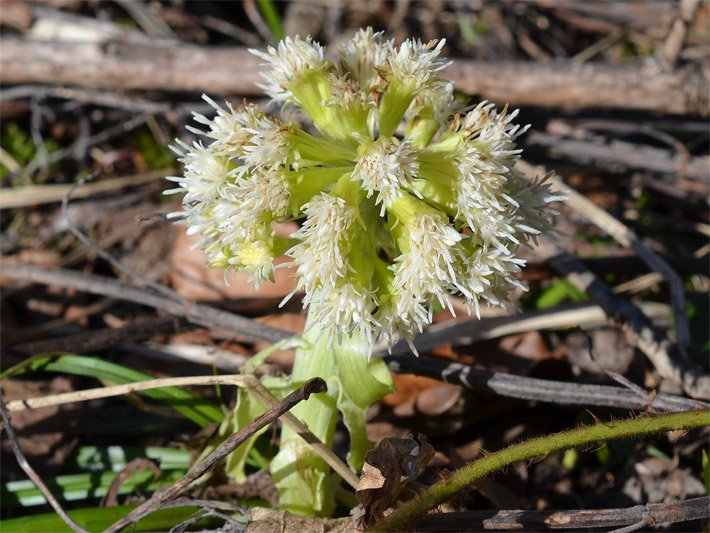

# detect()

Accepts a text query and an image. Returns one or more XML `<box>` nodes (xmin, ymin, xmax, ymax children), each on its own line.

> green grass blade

<box><xmin>72</xmin><ymin>446</ymin><xmax>191</xmax><ymax>472</ymax></box>
<box><xmin>256</xmin><ymin>0</ymin><xmax>285</xmax><ymax>40</ymax></box>
<box><xmin>2</xmin><ymin>469</ymin><xmax>184</xmax><ymax>508</ymax></box>
<box><xmin>0</xmin><ymin>503</ymin><xmax>225</xmax><ymax>532</ymax></box>
<box><xmin>1</xmin><ymin>354</ymin><xmax>224</xmax><ymax>427</ymax></box>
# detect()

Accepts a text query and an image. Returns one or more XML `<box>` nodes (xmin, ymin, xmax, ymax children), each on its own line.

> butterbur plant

<box><xmin>167</xmin><ymin>28</ymin><xmax>560</xmax><ymax>516</ymax></box>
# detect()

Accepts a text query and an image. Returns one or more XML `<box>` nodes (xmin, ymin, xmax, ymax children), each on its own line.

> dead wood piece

<box><xmin>442</xmin><ymin>60</ymin><xmax>708</xmax><ymax>116</ymax></box>
<box><xmin>384</xmin><ymin>301</ymin><xmax>671</xmax><ymax>358</ymax></box>
<box><xmin>0</xmin><ymin>170</ymin><xmax>168</xmax><ymax>209</ymax></box>
<box><xmin>415</xmin><ymin>496</ymin><xmax>710</xmax><ymax>531</ymax></box>
<box><xmin>538</xmin><ymin>1</ymin><xmax>676</xmax><ymax>33</ymax></box>
<box><xmin>120</xmin><ymin>0</ymin><xmax>176</xmax><ymax>40</ymax></box>
<box><xmin>104</xmin><ymin>377</ymin><xmax>327</xmax><ymax>532</ymax></box>
<box><xmin>2</xmin><ymin>263</ymin><xmax>705</xmax><ymax>412</ymax></box>
<box><xmin>520</xmin><ymin>160</ymin><xmax>693</xmax><ymax>368</ymax></box>
<box><xmin>659</xmin><ymin>0</ymin><xmax>700</xmax><ymax>72</ymax></box>
<box><xmin>1</xmin><ymin>37</ymin><xmax>707</xmax><ymax>116</ymax></box>
<box><xmin>384</xmin><ymin>355</ymin><xmax>709</xmax><ymax>413</ymax></box>
<box><xmin>528</xmin><ymin>131</ymin><xmax>708</xmax><ymax>181</ymax></box>
<box><xmin>0</xmin><ymin>38</ymin><xmax>263</xmax><ymax>95</ymax></box>
<box><xmin>0</xmin><ymin>263</ymin><xmax>289</xmax><ymax>344</ymax></box>
<box><xmin>61</xmin><ymin>179</ymin><xmax>183</xmax><ymax>307</ymax></box>
<box><xmin>526</xmin><ymin>254</ymin><xmax>710</xmax><ymax>280</ymax></box>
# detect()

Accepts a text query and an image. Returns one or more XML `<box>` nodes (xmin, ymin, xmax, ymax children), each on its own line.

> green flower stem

<box><xmin>270</xmin><ymin>315</ymin><xmax>394</xmax><ymax>516</ymax></box>
<box><xmin>270</xmin><ymin>332</ymin><xmax>338</xmax><ymax>516</ymax></box>
<box><xmin>374</xmin><ymin>409</ymin><xmax>710</xmax><ymax>532</ymax></box>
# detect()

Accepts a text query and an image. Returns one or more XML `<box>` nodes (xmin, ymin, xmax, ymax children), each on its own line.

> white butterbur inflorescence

<box><xmin>167</xmin><ymin>28</ymin><xmax>560</xmax><ymax>354</ymax></box>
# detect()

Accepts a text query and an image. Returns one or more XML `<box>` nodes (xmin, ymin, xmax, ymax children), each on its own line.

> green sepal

<box><xmin>378</xmin><ymin>78</ymin><xmax>416</xmax><ymax>138</ymax></box>
<box><xmin>289</xmin><ymin>70</ymin><xmax>356</xmax><ymax>144</ymax></box>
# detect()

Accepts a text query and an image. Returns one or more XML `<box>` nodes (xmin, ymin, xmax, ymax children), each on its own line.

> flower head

<box><xmin>352</xmin><ymin>137</ymin><xmax>419</xmax><ymax>215</ymax></box>
<box><xmin>250</xmin><ymin>36</ymin><xmax>328</xmax><ymax>103</ymax></box>
<box><xmin>168</xmin><ymin>28</ymin><xmax>559</xmax><ymax>353</ymax></box>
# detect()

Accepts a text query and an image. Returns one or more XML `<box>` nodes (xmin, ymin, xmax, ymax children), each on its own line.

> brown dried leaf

<box><xmin>1</xmin><ymin>377</ymin><xmax>78</xmax><ymax>475</ymax></box>
<box><xmin>356</xmin><ymin>435</ymin><xmax>435</xmax><ymax>528</ymax></box>
<box><xmin>169</xmin><ymin>230</ymin><xmax>298</xmax><ymax>302</ymax></box>
<box><xmin>247</xmin><ymin>508</ymin><xmax>353</xmax><ymax>533</ymax></box>
<box><xmin>0</xmin><ymin>1</ymin><xmax>33</xmax><ymax>32</ymax></box>
<box><xmin>381</xmin><ymin>374</ymin><xmax>443</xmax><ymax>408</ymax></box>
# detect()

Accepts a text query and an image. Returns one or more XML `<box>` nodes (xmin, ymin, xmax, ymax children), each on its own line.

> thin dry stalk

<box><xmin>0</xmin><ymin>169</ymin><xmax>168</xmax><ymax>209</ymax></box>
<box><xmin>0</xmin><ymin>391</ymin><xmax>89</xmax><ymax>533</ymax></box>
<box><xmin>104</xmin><ymin>377</ymin><xmax>327</xmax><ymax>532</ymax></box>
<box><xmin>539</xmin><ymin>238</ymin><xmax>709</xmax><ymax>400</ymax></box>
<box><xmin>4</xmin><ymin>374</ymin><xmax>360</xmax><ymax>491</ymax></box>
<box><xmin>519</xmin><ymin>160</ymin><xmax>691</xmax><ymax>357</ymax></box>
<box><xmin>0</xmin><ymin>264</ymin><xmax>288</xmax><ymax>344</ymax></box>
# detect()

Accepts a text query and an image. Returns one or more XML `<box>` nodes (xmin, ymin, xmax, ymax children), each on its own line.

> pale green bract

<box><xmin>167</xmin><ymin>28</ymin><xmax>560</xmax><ymax>516</ymax></box>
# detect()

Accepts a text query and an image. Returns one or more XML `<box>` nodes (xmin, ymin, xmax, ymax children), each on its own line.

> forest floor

<box><xmin>0</xmin><ymin>1</ymin><xmax>708</xmax><ymax>531</ymax></box>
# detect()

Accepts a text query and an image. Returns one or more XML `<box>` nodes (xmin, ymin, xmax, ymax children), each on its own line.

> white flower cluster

<box><xmin>168</xmin><ymin>28</ymin><xmax>561</xmax><ymax>353</ymax></box>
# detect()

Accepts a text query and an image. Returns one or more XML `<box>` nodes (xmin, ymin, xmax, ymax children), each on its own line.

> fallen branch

<box><xmin>10</xmin><ymin>316</ymin><xmax>188</xmax><ymax>354</ymax></box>
<box><xmin>0</xmin><ymin>37</ymin><xmax>707</xmax><ymax>115</ymax></box>
<box><xmin>373</xmin><ymin>409</ymin><xmax>710</xmax><ymax>531</ymax></box>
<box><xmin>527</xmin><ymin>131</ymin><xmax>708</xmax><ymax>181</ymax></box>
<box><xmin>519</xmin><ymin>160</ymin><xmax>692</xmax><ymax>357</ymax></box>
<box><xmin>384</xmin><ymin>301</ymin><xmax>670</xmax><ymax>357</ymax></box>
<box><xmin>537</xmin><ymin>239</ymin><xmax>710</xmax><ymax>400</ymax></box>
<box><xmin>0</xmin><ymin>169</ymin><xmax>169</xmax><ymax>209</ymax></box>
<box><xmin>104</xmin><ymin>377</ymin><xmax>326</xmax><ymax>532</ymax></box>
<box><xmin>385</xmin><ymin>356</ymin><xmax>708</xmax><ymax>413</ymax></box>
<box><xmin>415</xmin><ymin>496</ymin><xmax>710</xmax><ymax>531</ymax></box>
<box><xmin>3</xmin><ymin>264</ymin><xmax>705</xmax><ymax>412</ymax></box>
<box><xmin>0</xmin><ymin>263</ymin><xmax>289</xmax><ymax>344</ymax></box>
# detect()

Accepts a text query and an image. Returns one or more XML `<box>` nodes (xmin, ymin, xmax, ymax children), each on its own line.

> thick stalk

<box><xmin>270</xmin><ymin>330</ymin><xmax>338</xmax><ymax>516</ymax></box>
<box><xmin>270</xmin><ymin>316</ymin><xmax>394</xmax><ymax>516</ymax></box>
<box><xmin>374</xmin><ymin>409</ymin><xmax>710</xmax><ymax>531</ymax></box>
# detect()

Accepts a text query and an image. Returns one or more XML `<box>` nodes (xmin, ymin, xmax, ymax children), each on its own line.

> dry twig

<box><xmin>0</xmin><ymin>169</ymin><xmax>168</xmax><ymax>209</ymax></box>
<box><xmin>0</xmin><ymin>264</ymin><xmax>288</xmax><ymax>344</ymax></box>
<box><xmin>3</xmin><ymin>264</ymin><xmax>705</xmax><ymax>411</ymax></box>
<box><xmin>0</xmin><ymin>390</ymin><xmax>89</xmax><ymax>533</ymax></box>
<box><xmin>415</xmin><ymin>496</ymin><xmax>710</xmax><ymax>531</ymax></box>
<box><xmin>384</xmin><ymin>301</ymin><xmax>670</xmax><ymax>357</ymax></box>
<box><xmin>4</xmin><ymin>374</ymin><xmax>360</xmax><ymax>492</ymax></box>
<box><xmin>658</xmin><ymin>0</ymin><xmax>700</xmax><ymax>71</ymax></box>
<box><xmin>11</xmin><ymin>315</ymin><xmax>187</xmax><ymax>354</ymax></box>
<box><xmin>520</xmin><ymin>160</ymin><xmax>692</xmax><ymax>357</ymax></box>
<box><xmin>104</xmin><ymin>377</ymin><xmax>326</xmax><ymax>532</ymax></box>
<box><xmin>385</xmin><ymin>356</ymin><xmax>708</xmax><ymax>413</ymax></box>
<box><xmin>62</xmin><ymin>178</ymin><xmax>183</xmax><ymax>304</ymax></box>
<box><xmin>538</xmin><ymin>238</ymin><xmax>709</xmax><ymax>400</ymax></box>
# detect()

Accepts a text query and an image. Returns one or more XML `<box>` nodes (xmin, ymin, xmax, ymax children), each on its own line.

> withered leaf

<box><xmin>355</xmin><ymin>435</ymin><xmax>435</xmax><ymax>528</ymax></box>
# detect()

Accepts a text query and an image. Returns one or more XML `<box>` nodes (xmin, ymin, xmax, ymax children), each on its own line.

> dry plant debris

<box><xmin>1</xmin><ymin>1</ymin><xmax>708</xmax><ymax>532</ymax></box>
